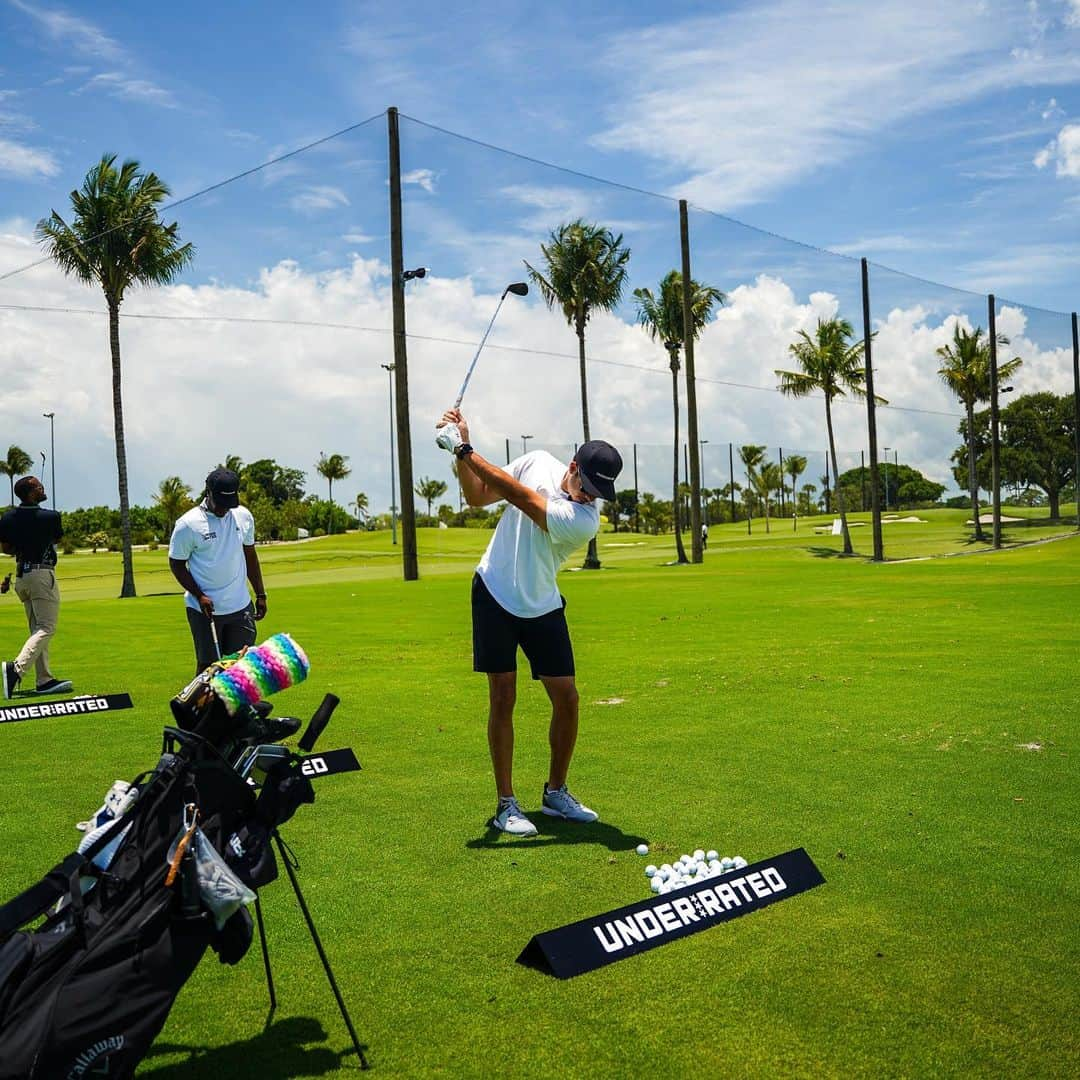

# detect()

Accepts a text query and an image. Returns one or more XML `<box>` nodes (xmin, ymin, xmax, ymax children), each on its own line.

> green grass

<box><xmin>1</xmin><ymin>518</ymin><xmax>1078</xmax><ymax>1077</ymax></box>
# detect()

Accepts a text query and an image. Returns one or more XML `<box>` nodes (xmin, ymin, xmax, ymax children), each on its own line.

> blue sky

<box><xmin>1</xmin><ymin>0</ymin><xmax>1079</xmax><ymax>509</ymax></box>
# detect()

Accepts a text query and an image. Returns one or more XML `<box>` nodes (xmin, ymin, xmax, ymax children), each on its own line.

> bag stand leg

<box><xmin>274</xmin><ymin>831</ymin><xmax>369</xmax><ymax>1070</ymax></box>
<box><xmin>254</xmin><ymin>896</ymin><xmax>277</xmax><ymax>1019</ymax></box>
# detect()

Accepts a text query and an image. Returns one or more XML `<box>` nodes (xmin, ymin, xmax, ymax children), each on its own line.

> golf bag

<box><xmin>0</xmin><ymin>640</ymin><xmax>322</xmax><ymax>1079</ymax></box>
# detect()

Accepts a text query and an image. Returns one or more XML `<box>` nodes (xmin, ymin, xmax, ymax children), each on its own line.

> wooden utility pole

<box><xmin>861</xmin><ymin>259</ymin><xmax>883</xmax><ymax>561</ymax></box>
<box><xmin>679</xmin><ymin>200</ymin><xmax>703</xmax><ymax>562</ymax></box>
<box><xmin>988</xmin><ymin>295</ymin><xmax>1002</xmax><ymax>550</ymax></box>
<box><xmin>388</xmin><ymin>107</ymin><xmax>418</xmax><ymax>580</ymax></box>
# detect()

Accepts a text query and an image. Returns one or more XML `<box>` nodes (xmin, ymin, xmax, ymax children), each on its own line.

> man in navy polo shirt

<box><xmin>168</xmin><ymin>467</ymin><xmax>267</xmax><ymax>673</ymax></box>
<box><xmin>437</xmin><ymin>407</ymin><xmax>623</xmax><ymax>837</ymax></box>
<box><xmin>0</xmin><ymin>476</ymin><xmax>72</xmax><ymax>698</ymax></box>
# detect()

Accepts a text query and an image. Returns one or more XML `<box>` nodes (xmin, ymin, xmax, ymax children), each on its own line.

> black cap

<box><xmin>206</xmin><ymin>467</ymin><xmax>241</xmax><ymax>509</ymax></box>
<box><xmin>575</xmin><ymin>440</ymin><xmax>623</xmax><ymax>502</ymax></box>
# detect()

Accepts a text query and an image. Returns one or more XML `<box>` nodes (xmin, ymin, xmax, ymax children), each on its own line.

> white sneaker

<box><xmin>541</xmin><ymin>784</ymin><xmax>599</xmax><ymax>823</ymax></box>
<box><xmin>490</xmin><ymin>797</ymin><xmax>538</xmax><ymax>837</ymax></box>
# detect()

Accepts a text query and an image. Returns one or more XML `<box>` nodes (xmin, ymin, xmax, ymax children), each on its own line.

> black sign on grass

<box><xmin>0</xmin><ymin>694</ymin><xmax>133</xmax><ymax>726</ymax></box>
<box><xmin>299</xmin><ymin>747</ymin><xmax>361</xmax><ymax>779</ymax></box>
<box><xmin>518</xmin><ymin>847</ymin><xmax>824</xmax><ymax>979</ymax></box>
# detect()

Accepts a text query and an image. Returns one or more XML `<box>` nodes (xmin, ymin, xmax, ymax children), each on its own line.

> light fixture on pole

<box><xmin>42</xmin><ymin>412</ymin><xmax>55</xmax><ymax>508</ymax></box>
<box><xmin>521</xmin><ymin>434</ymin><xmax>533</xmax><ymax>455</ymax></box>
<box><xmin>381</xmin><ymin>364</ymin><xmax>398</xmax><ymax>545</ymax></box>
<box><xmin>401</xmin><ymin>266</ymin><xmax>427</xmax><ymax>282</ymax></box>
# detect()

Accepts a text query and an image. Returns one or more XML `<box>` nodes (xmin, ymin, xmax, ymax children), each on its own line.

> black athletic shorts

<box><xmin>471</xmin><ymin>573</ymin><xmax>575</xmax><ymax>679</ymax></box>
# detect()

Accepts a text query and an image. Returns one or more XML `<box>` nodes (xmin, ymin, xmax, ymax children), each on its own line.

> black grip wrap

<box><xmin>299</xmin><ymin>693</ymin><xmax>339</xmax><ymax>753</ymax></box>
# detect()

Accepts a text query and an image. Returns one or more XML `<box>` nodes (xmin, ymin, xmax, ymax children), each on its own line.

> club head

<box><xmin>505</xmin><ymin>282</ymin><xmax>528</xmax><ymax>297</ymax></box>
<box><xmin>235</xmin><ymin>743</ymin><xmax>291</xmax><ymax>782</ymax></box>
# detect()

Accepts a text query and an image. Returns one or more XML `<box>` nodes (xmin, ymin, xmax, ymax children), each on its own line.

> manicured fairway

<box><xmin>1</xmin><ymin>517</ymin><xmax>1077</xmax><ymax>1078</ymax></box>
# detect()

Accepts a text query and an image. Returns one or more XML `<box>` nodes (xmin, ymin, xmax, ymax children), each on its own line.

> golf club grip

<box><xmin>299</xmin><ymin>692</ymin><xmax>339</xmax><ymax>752</ymax></box>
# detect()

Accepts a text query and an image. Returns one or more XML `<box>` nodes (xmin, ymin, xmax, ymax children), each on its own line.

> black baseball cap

<box><xmin>575</xmin><ymin>440</ymin><xmax>623</xmax><ymax>502</ymax></box>
<box><xmin>206</xmin><ymin>467</ymin><xmax>241</xmax><ymax>509</ymax></box>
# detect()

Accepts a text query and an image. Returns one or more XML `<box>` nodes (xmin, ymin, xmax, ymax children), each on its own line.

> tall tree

<box><xmin>0</xmin><ymin>445</ymin><xmax>33</xmax><ymax>507</ymax></box>
<box><xmin>414</xmin><ymin>476</ymin><xmax>448</xmax><ymax>517</ymax></box>
<box><xmin>37</xmin><ymin>155</ymin><xmax>193</xmax><ymax>596</ymax></box>
<box><xmin>738</xmin><ymin>444</ymin><xmax>766</xmax><ymax>534</ymax></box>
<box><xmin>315</xmin><ymin>453</ymin><xmax>351</xmax><ymax>534</ymax></box>
<box><xmin>776</xmin><ymin>318</ymin><xmax>882</xmax><ymax>555</ymax></box>
<box><xmin>525</xmin><ymin>219</ymin><xmax>631</xmax><ymax>569</ymax></box>
<box><xmin>351</xmin><ymin>492</ymin><xmax>370</xmax><ymax>524</ymax></box>
<box><xmin>152</xmin><ymin>475</ymin><xmax>193</xmax><ymax>539</ymax></box>
<box><xmin>785</xmin><ymin>454</ymin><xmax>808</xmax><ymax>530</ymax></box>
<box><xmin>634</xmin><ymin>269</ymin><xmax>726</xmax><ymax>566</ymax></box>
<box><xmin>1000</xmin><ymin>392</ymin><xmax>1075</xmax><ymax>519</ymax></box>
<box><xmin>752</xmin><ymin>461</ymin><xmax>783</xmax><ymax>533</ymax></box>
<box><xmin>936</xmin><ymin>323</ymin><xmax>1022</xmax><ymax>541</ymax></box>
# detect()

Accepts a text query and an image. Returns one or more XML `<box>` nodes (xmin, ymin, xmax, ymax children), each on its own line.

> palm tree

<box><xmin>350</xmin><ymin>492</ymin><xmax>369</xmax><ymax>526</ymax></box>
<box><xmin>0</xmin><ymin>445</ymin><xmax>33</xmax><ymax>507</ymax></box>
<box><xmin>634</xmin><ymin>269</ymin><xmax>726</xmax><ymax>566</ymax></box>
<box><xmin>415</xmin><ymin>477</ymin><xmax>448</xmax><ymax>517</ymax></box>
<box><xmin>525</xmin><ymin>219</ymin><xmax>631</xmax><ymax>569</ymax></box>
<box><xmin>752</xmin><ymin>461</ymin><xmax>783</xmax><ymax>533</ymax></box>
<box><xmin>315</xmin><ymin>452</ymin><xmax>351</xmax><ymax>534</ymax></box>
<box><xmin>739</xmin><ymin>444</ymin><xmax>766</xmax><ymax>535</ymax></box>
<box><xmin>776</xmin><ymin>318</ymin><xmax>883</xmax><ymax>556</ymax></box>
<box><xmin>785</xmin><ymin>454</ymin><xmax>808</xmax><ymax>530</ymax></box>
<box><xmin>37</xmin><ymin>155</ymin><xmax>194</xmax><ymax>597</ymax></box>
<box><xmin>936</xmin><ymin>323</ymin><xmax>1022</xmax><ymax>541</ymax></box>
<box><xmin>153</xmin><ymin>475</ymin><xmax>193</xmax><ymax>539</ymax></box>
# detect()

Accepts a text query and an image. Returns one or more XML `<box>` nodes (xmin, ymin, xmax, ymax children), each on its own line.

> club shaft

<box><xmin>454</xmin><ymin>293</ymin><xmax>507</xmax><ymax>409</ymax></box>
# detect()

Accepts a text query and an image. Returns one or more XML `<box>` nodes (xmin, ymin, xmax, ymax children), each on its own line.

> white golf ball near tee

<box><xmin>636</xmin><ymin>843</ymin><xmax>649</xmax><ymax>856</ymax></box>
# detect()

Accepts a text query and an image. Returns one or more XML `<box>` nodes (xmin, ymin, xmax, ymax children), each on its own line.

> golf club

<box><xmin>209</xmin><ymin>616</ymin><xmax>221</xmax><ymax>662</ymax></box>
<box><xmin>452</xmin><ymin>282</ymin><xmax>528</xmax><ymax>409</ymax></box>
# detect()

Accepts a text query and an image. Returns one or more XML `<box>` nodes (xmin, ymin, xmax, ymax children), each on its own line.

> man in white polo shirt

<box><xmin>437</xmin><ymin>407</ymin><xmax>623</xmax><ymax>837</ymax></box>
<box><xmin>168</xmin><ymin>467</ymin><xmax>267</xmax><ymax>673</ymax></box>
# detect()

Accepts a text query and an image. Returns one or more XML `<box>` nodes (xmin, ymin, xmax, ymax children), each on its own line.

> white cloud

<box><xmin>10</xmin><ymin>1</ymin><xmax>125</xmax><ymax>61</ymax></box>
<box><xmin>289</xmin><ymin>185</ymin><xmax>350</xmax><ymax>213</ymax></box>
<box><xmin>0</xmin><ymin>137</ymin><xmax>59</xmax><ymax>179</ymax></box>
<box><xmin>594</xmin><ymin>0</ymin><xmax>1080</xmax><ymax>209</ymax></box>
<box><xmin>342</xmin><ymin>231</ymin><xmax>375</xmax><ymax>244</ymax></box>
<box><xmin>1033</xmin><ymin>123</ymin><xmax>1080</xmax><ymax>176</ymax></box>
<box><xmin>78</xmin><ymin>72</ymin><xmax>177</xmax><ymax>109</ymax></box>
<box><xmin>403</xmin><ymin>168</ymin><xmax>436</xmax><ymax>193</ymax></box>
<box><xmin>1066</xmin><ymin>1</ymin><xmax>1080</xmax><ymax>29</ymax></box>
<box><xmin>7</xmin><ymin>223</ymin><xmax>1072</xmax><ymax>513</ymax></box>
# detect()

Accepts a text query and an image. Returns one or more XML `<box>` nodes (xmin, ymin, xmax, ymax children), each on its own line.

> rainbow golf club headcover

<box><xmin>209</xmin><ymin>632</ymin><xmax>310</xmax><ymax>715</ymax></box>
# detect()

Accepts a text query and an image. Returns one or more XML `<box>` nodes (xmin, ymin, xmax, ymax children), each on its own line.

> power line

<box><xmin>0</xmin><ymin>111</ymin><xmax>386</xmax><ymax>286</ymax></box>
<box><xmin>0</xmin><ymin>300</ymin><xmax>963</xmax><ymax>417</ymax></box>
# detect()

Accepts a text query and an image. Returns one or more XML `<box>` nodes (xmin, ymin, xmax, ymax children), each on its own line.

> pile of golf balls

<box><xmin>642</xmin><ymin>849</ymin><xmax>749</xmax><ymax>895</ymax></box>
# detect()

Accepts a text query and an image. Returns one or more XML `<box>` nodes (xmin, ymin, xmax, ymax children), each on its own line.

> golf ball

<box><xmin>650</xmin><ymin>877</ymin><xmax>663</xmax><ymax>893</ymax></box>
<box><xmin>645</xmin><ymin>864</ymin><xmax>658</xmax><ymax>878</ymax></box>
<box><xmin>733</xmin><ymin>856</ymin><xmax>748</xmax><ymax>869</ymax></box>
<box><xmin>659</xmin><ymin>883</ymin><xmax>672</xmax><ymax>895</ymax></box>
<box><xmin>706</xmin><ymin>850</ymin><xmax>719</xmax><ymax>862</ymax></box>
<box><xmin>693</xmin><ymin>849</ymin><xmax>705</xmax><ymax>862</ymax></box>
<box><xmin>721</xmin><ymin>856</ymin><xmax>735</xmax><ymax>870</ymax></box>
<box><xmin>636</xmin><ymin>843</ymin><xmax>649</xmax><ymax>856</ymax></box>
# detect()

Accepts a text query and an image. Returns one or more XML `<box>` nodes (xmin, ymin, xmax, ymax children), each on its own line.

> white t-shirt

<box><xmin>477</xmin><ymin>451</ymin><xmax>599</xmax><ymax>618</ymax></box>
<box><xmin>168</xmin><ymin>503</ymin><xmax>256</xmax><ymax>615</ymax></box>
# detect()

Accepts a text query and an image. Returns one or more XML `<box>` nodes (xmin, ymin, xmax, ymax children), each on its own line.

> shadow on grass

<box><xmin>805</xmin><ymin>546</ymin><xmax>864</xmax><ymax>560</ymax></box>
<box><xmin>142</xmin><ymin>1016</ymin><xmax>365</xmax><ymax>1077</ymax></box>
<box><xmin>466</xmin><ymin>816</ymin><xmax>648</xmax><ymax>851</ymax></box>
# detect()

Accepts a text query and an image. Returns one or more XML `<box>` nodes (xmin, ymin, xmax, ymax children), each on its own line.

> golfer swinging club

<box><xmin>438</xmin><ymin>408</ymin><xmax>623</xmax><ymax>836</ymax></box>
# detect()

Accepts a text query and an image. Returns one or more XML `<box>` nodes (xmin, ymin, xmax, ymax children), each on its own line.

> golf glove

<box><xmin>436</xmin><ymin>421</ymin><xmax>463</xmax><ymax>454</ymax></box>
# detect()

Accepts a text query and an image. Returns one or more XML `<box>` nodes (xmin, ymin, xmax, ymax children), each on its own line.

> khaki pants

<box><xmin>13</xmin><ymin>568</ymin><xmax>59</xmax><ymax>686</ymax></box>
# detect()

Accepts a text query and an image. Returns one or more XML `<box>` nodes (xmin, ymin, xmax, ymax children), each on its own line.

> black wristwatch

<box><xmin>455</xmin><ymin>442</ymin><xmax>474</xmax><ymax>459</ymax></box>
